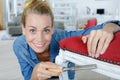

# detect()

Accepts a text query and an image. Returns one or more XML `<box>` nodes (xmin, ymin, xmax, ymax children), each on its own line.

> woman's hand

<box><xmin>82</xmin><ymin>23</ymin><xmax>120</xmax><ymax>58</ymax></box>
<box><xmin>31</xmin><ymin>62</ymin><xmax>63</xmax><ymax>80</ymax></box>
<box><xmin>82</xmin><ymin>29</ymin><xmax>114</xmax><ymax>58</ymax></box>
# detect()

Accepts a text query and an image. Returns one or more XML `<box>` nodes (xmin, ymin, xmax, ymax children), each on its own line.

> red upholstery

<box><xmin>85</xmin><ymin>18</ymin><xmax>97</xmax><ymax>29</ymax></box>
<box><xmin>59</xmin><ymin>32</ymin><xmax>120</xmax><ymax>66</ymax></box>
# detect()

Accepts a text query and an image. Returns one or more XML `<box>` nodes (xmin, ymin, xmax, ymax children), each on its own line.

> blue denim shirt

<box><xmin>13</xmin><ymin>20</ymin><xmax>120</xmax><ymax>80</ymax></box>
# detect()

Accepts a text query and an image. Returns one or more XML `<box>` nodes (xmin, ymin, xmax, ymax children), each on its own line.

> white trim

<box><xmin>56</xmin><ymin>49</ymin><xmax>120</xmax><ymax>80</ymax></box>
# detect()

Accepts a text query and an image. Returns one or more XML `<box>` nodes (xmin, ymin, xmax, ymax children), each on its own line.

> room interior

<box><xmin>0</xmin><ymin>0</ymin><xmax>120</xmax><ymax>80</ymax></box>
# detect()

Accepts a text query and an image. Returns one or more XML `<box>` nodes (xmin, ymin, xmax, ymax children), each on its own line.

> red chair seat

<box><xmin>59</xmin><ymin>32</ymin><xmax>120</xmax><ymax>66</ymax></box>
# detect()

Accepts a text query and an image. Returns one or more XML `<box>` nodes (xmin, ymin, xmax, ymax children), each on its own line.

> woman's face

<box><xmin>22</xmin><ymin>13</ymin><xmax>54</xmax><ymax>54</ymax></box>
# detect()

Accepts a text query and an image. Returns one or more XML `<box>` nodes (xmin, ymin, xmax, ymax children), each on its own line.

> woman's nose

<box><xmin>36</xmin><ymin>32</ymin><xmax>43</xmax><ymax>41</ymax></box>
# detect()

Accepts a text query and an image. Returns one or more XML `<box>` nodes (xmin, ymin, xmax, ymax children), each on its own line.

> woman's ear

<box><xmin>21</xmin><ymin>24</ymin><xmax>25</xmax><ymax>35</ymax></box>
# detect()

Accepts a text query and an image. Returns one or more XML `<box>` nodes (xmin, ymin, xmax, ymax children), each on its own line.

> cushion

<box><xmin>59</xmin><ymin>32</ymin><xmax>120</xmax><ymax>66</ymax></box>
<box><xmin>85</xmin><ymin>18</ymin><xmax>97</xmax><ymax>29</ymax></box>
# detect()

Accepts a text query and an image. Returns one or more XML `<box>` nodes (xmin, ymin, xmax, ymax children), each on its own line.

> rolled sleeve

<box><xmin>102</xmin><ymin>20</ymin><xmax>120</xmax><ymax>27</ymax></box>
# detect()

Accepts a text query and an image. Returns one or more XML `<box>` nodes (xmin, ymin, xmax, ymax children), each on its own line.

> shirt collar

<box><xmin>29</xmin><ymin>46</ymin><xmax>38</xmax><ymax>60</ymax></box>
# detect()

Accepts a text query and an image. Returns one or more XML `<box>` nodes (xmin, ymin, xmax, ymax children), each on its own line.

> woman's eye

<box><xmin>30</xmin><ymin>29</ymin><xmax>36</xmax><ymax>33</ymax></box>
<box><xmin>44</xmin><ymin>29</ymin><xmax>50</xmax><ymax>33</ymax></box>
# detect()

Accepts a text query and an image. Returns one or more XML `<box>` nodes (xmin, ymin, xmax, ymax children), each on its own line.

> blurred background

<box><xmin>0</xmin><ymin>0</ymin><xmax>120</xmax><ymax>33</ymax></box>
<box><xmin>0</xmin><ymin>0</ymin><xmax>120</xmax><ymax>80</ymax></box>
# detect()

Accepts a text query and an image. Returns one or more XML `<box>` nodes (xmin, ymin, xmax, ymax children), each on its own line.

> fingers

<box><xmin>91</xmin><ymin>30</ymin><xmax>103</xmax><ymax>57</ymax></box>
<box><xmin>95</xmin><ymin>31</ymin><xmax>113</xmax><ymax>58</ymax></box>
<box><xmin>36</xmin><ymin>62</ymin><xmax>51</xmax><ymax>80</ymax></box>
<box><xmin>87</xmin><ymin>30</ymin><xmax>96</xmax><ymax>57</ymax></box>
<box><xmin>37</xmin><ymin>71</ymin><xmax>51</xmax><ymax>80</ymax></box>
<box><xmin>36</xmin><ymin>62</ymin><xmax>62</xmax><ymax>80</ymax></box>
<box><xmin>95</xmin><ymin>36</ymin><xmax>105</xmax><ymax>58</ymax></box>
<box><xmin>87</xmin><ymin>29</ymin><xmax>114</xmax><ymax>58</ymax></box>
<box><xmin>100</xmin><ymin>33</ymin><xmax>114</xmax><ymax>55</ymax></box>
<box><xmin>82</xmin><ymin>35</ymin><xmax>89</xmax><ymax>43</ymax></box>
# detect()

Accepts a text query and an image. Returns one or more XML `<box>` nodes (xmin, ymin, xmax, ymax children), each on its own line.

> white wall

<box><xmin>76</xmin><ymin>0</ymin><xmax>119</xmax><ymax>15</ymax></box>
<box><xmin>50</xmin><ymin>0</ymin><xmax>120</xmax><ymax>20</ymax></box>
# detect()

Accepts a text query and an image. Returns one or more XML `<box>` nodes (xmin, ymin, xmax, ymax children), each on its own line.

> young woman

<box><xmin>13</xmin><ymin>0</ymin><xmax>120</xmax><ymax>80</ymax></box>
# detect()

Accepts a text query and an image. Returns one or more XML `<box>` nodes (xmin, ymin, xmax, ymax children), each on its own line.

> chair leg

<box><xmin>55</xmin><ymin>50</ymin><xmax>69</xmax><ymax>80</ymax></box>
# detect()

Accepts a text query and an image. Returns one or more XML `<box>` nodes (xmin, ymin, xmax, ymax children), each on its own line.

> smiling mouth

<box><xmin>34</xmin><ymin>43</ymin><xmax>44</xmax><ymax>48</ymax></box>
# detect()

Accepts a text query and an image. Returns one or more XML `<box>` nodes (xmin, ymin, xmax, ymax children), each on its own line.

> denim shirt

<box><xmin>13</xmin><ymin>20</ymin><xmax>120</xmax><ymax>80</ymax></box>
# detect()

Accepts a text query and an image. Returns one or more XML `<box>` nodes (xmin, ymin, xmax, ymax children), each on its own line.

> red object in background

<box><xmin>85</xmin><ymin>18</ymin><xmax>97</xmax><ymax>29</ymax></box>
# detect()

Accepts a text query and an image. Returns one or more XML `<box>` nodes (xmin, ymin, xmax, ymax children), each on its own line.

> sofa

<box><xmin>7</xmin><ymin>16</ymin><xmax>22</xmax><ymax>36</ymax></box>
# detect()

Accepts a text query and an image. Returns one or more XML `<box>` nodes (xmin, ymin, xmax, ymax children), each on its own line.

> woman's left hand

<box><xmin>82</xmin><ymin>29</ymin><xmax>114</xmax><ymax>58</ymax></box>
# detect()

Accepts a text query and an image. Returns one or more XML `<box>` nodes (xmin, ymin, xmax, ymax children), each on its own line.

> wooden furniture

<box><xmin>0</xmin><ymin>0</ymin><xmax>5</xmax><ymax>30</ymax></box>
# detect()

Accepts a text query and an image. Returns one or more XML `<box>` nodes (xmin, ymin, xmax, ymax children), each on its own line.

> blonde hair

<box><xmin>21</xmin><ymin>0</ymin><xmax>54</xmax><ymax>27</ymax></box>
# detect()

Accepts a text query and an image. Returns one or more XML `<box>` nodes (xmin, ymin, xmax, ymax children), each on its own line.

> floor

<box><xmin>0</xmin><ymin>30</ymin><xmax>114</xmax><ymax>80</ymax></box>
<box><xmin>75</xmin><ymin>70</ymin><xmax>111</xmax><ymax>80</ymax></box>
<box><xmin>0</xmin><ymin>40</ymin><xmax>24</xmax><ymax>80</ymax></box>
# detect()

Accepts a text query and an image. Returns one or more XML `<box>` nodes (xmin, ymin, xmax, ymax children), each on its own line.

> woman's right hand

<box><xmin>31</xmin><ymin>62</ymin><xmax>63</xmax><ymax>80</ymax></box>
